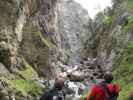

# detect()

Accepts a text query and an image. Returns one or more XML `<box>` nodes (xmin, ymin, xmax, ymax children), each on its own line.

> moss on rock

<box><xmin>34</xmin><ymin>31</ymin><xmax>55</xmax><ymax>48</ymax></box>
<box><xmin>7</xmin><ymin>58</ymin><xmax>43</xmax><ymax>99</ymax></box>
<box><xmin>18</xmin><ymin>57</ymin><xmax>38</xmax><ymax>79</ymax></box>
<box><xmin>8</xmin><ymin>79</ymin><xmax>42</xmax><ymax>96</ymax></box>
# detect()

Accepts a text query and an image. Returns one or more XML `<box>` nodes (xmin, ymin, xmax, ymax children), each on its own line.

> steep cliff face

<box><xmin>20</xmin><ymin>0</ymin><xmax>58</xmax><ymax>78</ymax></box>
<box><xmin>84</xmin><ymin>0</ymin><xmax>133</xmax><ymax>99</ymax></box>
<box><xmin>0</xmin><ymin>0</ymin><xmax>133</xmax><ymax>99</ymax></box>
<box><xmin>21</xmin><ymin>0</ymin><xmax>90</xmax><ymax>77</ymax></box>
<box><xmin>0</xmin><ymin>0</ymin><xmax>91</xmax><ymax>99</ymax></box>
<box><xmin>85</xmin><ymin>0</ymin><xmax>132</xmax><ymax>71</ymax></box>
<box><xmin>112</xmin><ymin>0</ymin><xmax>133</xmax><ymax>99</ymax></box>
<box><xmin>56</xmin><ymin>0</ymin><xmax>90</xmax><ymax>65</ymax></box>
<box><xmin>0</xmin><ymin>0</ymin><xmax>58</xmax><ymax>99</ymax></box>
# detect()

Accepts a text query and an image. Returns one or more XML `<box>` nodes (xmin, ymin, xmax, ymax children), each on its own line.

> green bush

<box><xmin>127</xmin><ymin>0</ymin><xmax>133</xmax><ymax>12</ymax></box>
<box><xmin>103</xmin><ymin>16</ymin><xmax>112</xmax><ymax>25</ymax></box>
<box><xmin>123</xmin><ymin>16</ymin><xmax>133</xmax><ymax>32</ymax></box>
<box><xmin>114</xmin><ymin>42</ymin><xmax>133</xmax><ymax>100</ymax></box>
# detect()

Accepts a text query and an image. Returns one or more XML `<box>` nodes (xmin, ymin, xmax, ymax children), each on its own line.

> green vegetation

<box><xmin>103</xmin><ymin>16</ymin><xmax>112</xmax><ymax>25</ymax></box>
<box><xmin>18</xmin><ymin>58</ymin><xmax>38</xmax><ymax>79</ymax></box>
<box><xmin>114</xmin><ymin>42</ymin><xmax>133</xmax><ymax>100</ymax></box>
<box><xmin>121</xmin><ymin>0</ymin><xmax>133</xmax><ymax>32</ymax></box>
<box><xmin>127</xmin><ymin>0</ymin><xmax>133</xmax><ymax>12</ymax></box>
<box><xmin>34</xmin><ymin>31</ymin><xmax>55</xmax><ymax>48</ymax></box>
<box><xmin>123</xmin><ymin>16</ymin><xmax>133</xmax><ymax>32</ymax></box>
<box><xmin>9</xmin><ymin>79</ymin><xmax>42</xmax><ymax>96</ymax></box>
<box><xmin>8</xmin><ymin>58</ymin><xmax>43</xmax><ymax>97</ymax></box>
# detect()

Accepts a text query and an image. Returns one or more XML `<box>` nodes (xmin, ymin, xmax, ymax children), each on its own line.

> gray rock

<box><xmin>0</xmin><ymin>89</ymin><xmax>8</xmax><ymax>96</ymax></box>
<box><xmin>0</xmin><ymin>63</ymin><xmax>9</xmax><ymax>75</ymax></box>
<box><xmin>56</xmin><ymin>0</ymin><xmax>90</xmax><ymax>65</ymax></box>
<box><xmin>1</xmin><ymin>96</ymin><xmax>9</xmax><ymax>100</ymax></box>
<box><xmin>69</xmin><ymin>71</ymin><xmax>85</xmax><ymax>82</ymax></box>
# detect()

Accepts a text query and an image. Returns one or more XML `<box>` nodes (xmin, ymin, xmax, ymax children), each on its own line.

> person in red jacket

<box><xmin>86</xmin><ymin>72</ymin><xmax>120</xmax><ymax>100</ymax></box>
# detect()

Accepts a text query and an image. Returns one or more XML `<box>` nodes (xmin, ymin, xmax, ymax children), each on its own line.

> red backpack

<box><xmin>98</xmin><ymin>82</ymin><xmax>118</xmax><ymax>100</ymax></box>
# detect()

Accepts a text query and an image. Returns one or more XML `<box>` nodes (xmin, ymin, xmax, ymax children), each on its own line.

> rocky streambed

<box><xmin>40</xmin><ymin>57</ymin><xmax>105</xmax><ymax>100</ymax></box>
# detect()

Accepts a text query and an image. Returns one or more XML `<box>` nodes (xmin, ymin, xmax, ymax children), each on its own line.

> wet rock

<box><xmin>69</xmin><ymin>71</ymin><xmax>85</xmax><ymax>82</ymax></box>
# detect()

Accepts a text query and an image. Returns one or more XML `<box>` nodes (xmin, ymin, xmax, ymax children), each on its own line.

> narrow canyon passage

<box><xmin>0</xmin><ymin>0</ymin><xmax>132</xmax><ymax>100</ymax></box>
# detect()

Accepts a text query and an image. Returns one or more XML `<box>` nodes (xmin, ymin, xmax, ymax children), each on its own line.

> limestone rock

<box><xmin>55</xmin><ymin>0</ymin><xmax>90</xmax><ymax>65</ymax></box>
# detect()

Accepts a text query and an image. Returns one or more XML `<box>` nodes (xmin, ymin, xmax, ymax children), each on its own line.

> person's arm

<box><xmin>114</xmin><ymin>84</ymin><xmax>120</xmax><ymax>97</ymax></box>
<box><xmin>86</xmin><ymin>86</ymin><xmax>96</xmax><ymax>100</ymax></box>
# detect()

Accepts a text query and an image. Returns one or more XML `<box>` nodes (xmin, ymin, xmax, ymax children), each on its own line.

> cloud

<box><xmin>74</xmin><ymin>0</ymin><xmax>112</xmax><ymax>18</ymax></box>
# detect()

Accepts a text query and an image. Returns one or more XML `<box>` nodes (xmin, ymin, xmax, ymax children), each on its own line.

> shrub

<box><xmin>123</xmin><ymin>16</ymin><xmax>133</xmax><ymax>32</ymax></box>
<box><xmin>114</xmin><ymin>42</ymin><xmax>133</xmax><ymax>100</ymax></box>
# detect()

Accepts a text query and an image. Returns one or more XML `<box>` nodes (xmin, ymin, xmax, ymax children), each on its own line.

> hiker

<box><xmin>40</xmin><ymin>77</ymin><xmax>66</xmax><ymax>100</ymax></box>
<box><xmin>86</xmin><ymin>72</ymin><xmax>120</xmax><ymax>100</ymax></box>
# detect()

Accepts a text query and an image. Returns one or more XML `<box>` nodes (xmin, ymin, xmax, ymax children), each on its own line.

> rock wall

<box><xmin>0</xmin><ymin>0</ymin><xmax>91</xmax><ymax>99</ymax></box>
<box><xmin>56</xmin><ymin>0</ymin><xmax>90</xmax><ymax>65</ymax></box>
<box><xmin>0</xmin><ymin>0</ymin><xmax>58</xmax><ymax>99</ymax></box>
<box><xmin>0</xmin><ymin>0</ymin><xmax>132</xmax><ymax>99</ymax></box>
<box><xmin>85</xmin><ymin>0</ymin><xmax>133</xmax><ymax>71</ymax></box>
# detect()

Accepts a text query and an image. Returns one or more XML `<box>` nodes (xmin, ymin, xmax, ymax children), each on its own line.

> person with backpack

<box><xmin>40</xmin><ymin>77</ymin><xmax>66</xmax><ymax>100</ymax></box>
<box><xmin>86</xmin><ymin>72</ymin><xmax>120</xmax><ymax>100</ymax></box>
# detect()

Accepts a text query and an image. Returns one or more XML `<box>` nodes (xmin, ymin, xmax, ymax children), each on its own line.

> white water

<box><xmin>74</xmin><ymin>0</ymin><xmax>112</xmax><ymax>19</ymax></box>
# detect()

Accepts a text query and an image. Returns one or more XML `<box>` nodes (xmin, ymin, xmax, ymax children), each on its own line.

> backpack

<box><xmin>99</xmin><ymin>82</ymin><xmax>117</xmax><ymax>100</ymax></box>
<box><xmin>49</xmin><ymin>88</ymin><xmax>65</xmax><ymax>100</ymax></box>
<box><xmin>40</xmin><ymin>88</ymin><xmax>65</xmax><ymax>100</ymax></box>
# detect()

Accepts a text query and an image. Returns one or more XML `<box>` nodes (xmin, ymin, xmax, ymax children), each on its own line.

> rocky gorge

<box><xmin>0</xmin><ymin>0</ymin><xmax>133</xmax><ymax>100</ymax></box>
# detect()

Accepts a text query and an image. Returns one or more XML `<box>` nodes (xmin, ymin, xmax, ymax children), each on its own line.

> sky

<box><xmin>74</xmin><ymin>0</ymin><xmax>112</xmax><ymax>18</ymax></box>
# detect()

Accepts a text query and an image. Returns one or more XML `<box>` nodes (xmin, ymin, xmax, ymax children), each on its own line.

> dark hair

<box><xmin>54</xmin><ymin>78</ymin><xmax>65</xmax><ymax>89</ymax></box>
<box><xmin>103</xmin><ymin>72</ymin><xmax>114</xmax><ymax>83</ymax></box>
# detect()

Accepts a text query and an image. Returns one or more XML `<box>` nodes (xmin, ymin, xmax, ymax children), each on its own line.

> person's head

<box><xmin>103</xmin><ymin>72</ymin><xmax>114</xmax><ymax>83</ymax></box>
<box><xmin>54</xmin><ymin>77</ymin><xmax>65</xmax><ymax>90</ymax></box>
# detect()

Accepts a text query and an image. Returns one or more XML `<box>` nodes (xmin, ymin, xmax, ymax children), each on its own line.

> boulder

<box><xmin>68</xmin><ymin>71</ymin><xmax>85</xmax><ymax>82</ymax></box>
